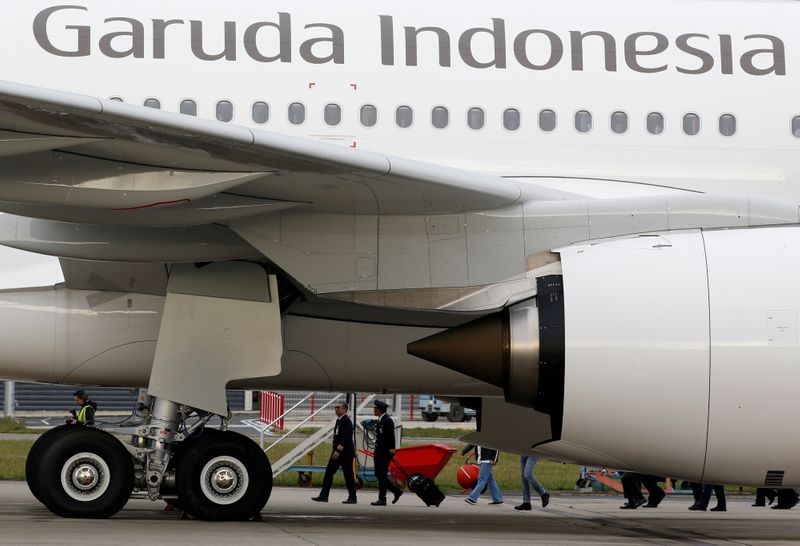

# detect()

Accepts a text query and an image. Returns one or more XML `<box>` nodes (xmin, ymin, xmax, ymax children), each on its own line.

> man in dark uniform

<box><xmin>312</xmin><ymin>400</ymin><xmax>357</xmax><ymax>504</ymax></box>
<box><xmin>371</xmin><ymin>399</ymin><xmax>403</xmax><ymax>506</ymax></box>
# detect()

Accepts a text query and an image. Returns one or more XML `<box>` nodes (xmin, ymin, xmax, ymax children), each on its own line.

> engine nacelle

<box><xmin>410</xmin><ymin>226</ymin><xmax>800</xmax><ymax>488</ymax></box>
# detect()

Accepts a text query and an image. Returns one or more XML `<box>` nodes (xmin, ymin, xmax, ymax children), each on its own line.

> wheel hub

<box><xmin>60</xmin><ymin>452</ymin><xmax>111</xmax><ymax>502</ymax></box>
<box><xmin>72</xmin><ymin>464</ymin><xmax>99</xmax><ymax>491</ymax></box>
<box><xmin>200</xmin><ymin>456</ymin><xmax>249</xmax><ymax>505</ymax></box>
<box><xmin>211</xmin><ymin>467</ymin><xmax>238</xmax><ymax>494</ymax></box>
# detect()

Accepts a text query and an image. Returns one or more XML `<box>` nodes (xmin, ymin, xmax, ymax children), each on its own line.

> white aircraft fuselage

<box><xmin>0</xmin><ymin>0</ymin><xmax>799</xmax><ymax>497</ymax></box>
<box><xmin>9</xmin><ymin>0</ymin><xmax>800</xmax><ymax>200</ymax></box>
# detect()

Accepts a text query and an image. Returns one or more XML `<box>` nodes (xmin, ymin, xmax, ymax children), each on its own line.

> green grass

<box><xmin>0</xmin><ymin>418</ymin><xmax>36</xmax><ymax>434</ymax></box>
<box><xmin>0</xmin><ymin>440</ymin><xmax>34</xmax><ymax>480</ymax></box>
<box><xmin>401</xmin><ymin>427</ymin><xmax>471</xmax><ymax>439</ymax></box>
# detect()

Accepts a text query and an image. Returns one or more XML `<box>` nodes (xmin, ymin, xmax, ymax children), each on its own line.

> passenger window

<box><xmin>180</xmin><ymin>100</ymin><xmax>198</xmax><ymax>117</ymax></box>
<box><xmin>718</xmin><ymin>114</ymin><xmax>736</xmax><ymax>137</ymax></box>
<box><xmin>143</xmin><ymin>98</ymin><xmax>161</xmax><ymax>109</ymax></box>
<box><xmin>109</xmin><ymin>97</ymin><xmax>124</xmax><ymax>102</ymax></box>
<box><xmin>503</xmin><ymin>108</ymin><xmax>520</xmax><ymax>131</ymax></box>
<box><xmin>793</xmin><ymin>116</ymin><xmax>800</xmax><ymax>138</ymax></box>
<box><xmin>252</xmin><ymin>102</ymin><xmax>270</xmax><ymax>124</ymax></box>
<box><xmin>610</xmin><ymin>111</ymin><xmax>628</xmax><ymax>134</ymax></box>
<box><xmin>324</xmin><ymin>104</ymin><xmax>342</xmax><ymax>126</ymax></box>
<box><xmin>683</xmin><ymin>113</ymin><xmax>700</xmax><ymax>136</ymax></box>
<box><xmin>360</xmin><ymin>105</ymin><xmax>378</xmax><ymax>127</ymax></box>
<box><xmin>216</xmin><ymin>101</ymin><xmax>233</xmax><ymax>122</ymax></box>
<box><xmin>288</xmin><ymin>102</ymin><xmax>306</xmax><ymax>125</ymax></box>
<box><xmin>647</xmin><ymin>112</ymin><xmax>665</xmax><ymax>135</ymax></box>
<box><xmin>431</xmin><ymin>106</ymin><xmax>449</xmax><ymax>129</ymax></box>
<box><xmin>575</xmin><ymin>110</ymin><xmax>592</xmax><ymax>133</ymax></box>
<box><xmin>467</xmin><ymin>107</ymin><xmax>485</xmax><ymax>130</ymax></box>
<box><xmin>396</xmin><ymin>105</ymin><xmax>413</xmax><ymax>128</ymax></box>
<box><xmin>539</xmin><ymin>109</ymin><xmax>556</xmax><ymax>132</ymax></box>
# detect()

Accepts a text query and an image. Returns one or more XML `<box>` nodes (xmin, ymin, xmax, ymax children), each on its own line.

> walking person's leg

<box><xmin>486</xmin><ymin>467</ymin><xmax>504</xmax><ymax>503</ymax></box>
<box><xmin>312</xmin><ymin>455</ymin><xmax>338</xmax><ymax>501</ymax></box>
<box><xmin>515</xmin><ymin>456</ymin><xmax>532</xmax><ymax>510</ymax></box>
<box><xmin>467</xmin><ymin>463</ymin><xmax>492</xmax><ymax>504</ymax></box>
<box><xmin>373</xmin><ymin>456</ymin><xmax>389</xmax><ymax>503</ymax></box>
<box><xmin>524</xmin><ymin>455</ymin><xmax>550</xmax><ymax>507</ymax></box>
<box><xmin>341</xmin><ymin>453</ymin><xmax>357</xmax><ymax>502</ymax></box>
<box><xmin>710</xmin><ymin>485</ymin><xmax>726</xmax><ymax>511</ymax></box>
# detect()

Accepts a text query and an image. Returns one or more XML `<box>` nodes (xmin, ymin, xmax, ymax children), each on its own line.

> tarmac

<box><xmin>0</xmin><ymin>481</ymin><xmax>798</xmax><ymax>545</ymax></box>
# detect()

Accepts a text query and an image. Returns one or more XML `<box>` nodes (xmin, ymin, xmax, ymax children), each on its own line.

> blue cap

<box><xmin>73</xmin><ymin>389</ymin><xmax>88</xmax><ymax>398</ymax></box>
<box><xmin>374</xmin><ymin>400</ymin><xmax>389</xmax><ymax>412</ymax></box>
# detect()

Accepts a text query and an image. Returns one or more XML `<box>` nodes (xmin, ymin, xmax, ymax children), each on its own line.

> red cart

<box><xmin>360</xmin><ymin>444</ymin><xmax>455</xmax><ymax>487</ymax></box>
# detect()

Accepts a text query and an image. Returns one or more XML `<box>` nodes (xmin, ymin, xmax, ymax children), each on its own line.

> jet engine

<box><xmin>409</xmin><ymin>226</ymin><xmax>800</xmax><ymax>488</ymax></box>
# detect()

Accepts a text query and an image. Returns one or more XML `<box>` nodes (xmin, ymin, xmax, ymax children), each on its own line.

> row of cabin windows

<box><xmin>118</xmin><ymin>96</ymin><xmax>780</xmax><ymax>139</ymax></box>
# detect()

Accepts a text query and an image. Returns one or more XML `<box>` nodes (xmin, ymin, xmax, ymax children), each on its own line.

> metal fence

<box><xmin>265</xmin><ymin>392</ymin><xmax>424</xmax><ymax>422</ymax></box>
<box><xmin>1</xmin><ymin>382</ymin><xmax>440</xmax><ymax>422</ymax></box>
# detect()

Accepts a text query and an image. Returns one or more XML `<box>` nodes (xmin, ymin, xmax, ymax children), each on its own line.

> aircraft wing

<box><xmin>0</xmin><ymin>80</ymin><xmax>568</xmax><ymax>221</ymax></box>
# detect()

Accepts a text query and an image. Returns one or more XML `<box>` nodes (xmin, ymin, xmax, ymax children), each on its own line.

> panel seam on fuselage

<box><xmin>699</xmin><ymin>229</ymin><xmax>712</xmax><ymax>483</ymax></box>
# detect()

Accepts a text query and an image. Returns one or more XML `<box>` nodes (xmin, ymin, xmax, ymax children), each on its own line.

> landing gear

<box><xmin>34</xmin><ymin>428</ymin><xmax>134</xmax><ymax>518</ymax></box>
<box><xmin>27</xmin><ymin>399</ymin><xmax>273</xmax><ymax>521</ymax></box>
<box><xmin>421</xmin><ymin>411</ymin><xmax>439</xmax><ymax>422</ymax></box>
<box><xmin>175</xmin><ymin>430</ymin><xmax>272</xmax><ymax>521</ymax></box>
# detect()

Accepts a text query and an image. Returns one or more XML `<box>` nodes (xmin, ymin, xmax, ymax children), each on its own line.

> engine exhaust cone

<box><xmin>407</xmin><ymin>310</ymin><xmax>509</xmax><ymax>388</ymax></box>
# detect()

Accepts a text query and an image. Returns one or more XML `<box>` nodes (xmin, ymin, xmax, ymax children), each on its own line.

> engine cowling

<box><xmin>409</xmin><ymin>226</ymin><xmax>800</xmax><ymax>487</ymax></box>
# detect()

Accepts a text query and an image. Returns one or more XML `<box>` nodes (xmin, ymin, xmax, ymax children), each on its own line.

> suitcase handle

<box><xmin>391</xmin><ymin>457</ymin><xmax>412</xmax><ymax>480</ymax></box>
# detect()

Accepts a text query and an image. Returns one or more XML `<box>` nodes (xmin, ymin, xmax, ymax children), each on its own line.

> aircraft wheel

<box><xmin>26</xmin><ymin>425</ymin><xmax>77</xmax><ymax>504</ymax></box>
<box><xmin>421</xmin><ymin>412</ymin><xmax>438</xmax><ymax>423</ymax></box>
<box><xmin>37</xmin><ymin>428</ymin><xmax>134</xmax><ymax>518</ymax></box>
<box><xmin>176</xmin><ymin>430</ymin><xmax>272</xmax><ymax>521</ymax></box>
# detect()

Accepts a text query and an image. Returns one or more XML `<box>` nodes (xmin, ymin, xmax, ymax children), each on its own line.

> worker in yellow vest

<box><xmin>67</xmin><ymin>389</ymin><xmax>96</xmax><ymax>426</ymax></box>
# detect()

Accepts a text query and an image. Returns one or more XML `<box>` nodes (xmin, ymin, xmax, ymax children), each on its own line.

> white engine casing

<box><xmin>538</xmin><ymin>227</ymin><xmax>800</xmax><ymax>486</ymax></box>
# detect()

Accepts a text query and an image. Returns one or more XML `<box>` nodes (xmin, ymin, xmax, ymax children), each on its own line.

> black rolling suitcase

<box><xmin>393</xmin><ymin>459</ymin><xmax>446</xmax><ymax>507</ymax></box>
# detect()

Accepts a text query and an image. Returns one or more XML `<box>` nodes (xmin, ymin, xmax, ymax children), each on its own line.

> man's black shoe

<box><xmin>392</xmin><ymin>490</ymin><xmax>403</xmax><ymax>504</ymax></box>
<box><xmin>710</xmin><ymin>505</ymin><xmax>726</xmax><ymax>512</ymax></box>
<box><xmin>311</xmin><ymin>496</ymin><xmax>328</xmax><ymax>503</ymax></box>
<box><xmin>371</xmin><ymin>499</ymin><xmax>387</xmax><ymax>506</ymax></box>
<box><xmin>514</xmin><ymin>502</ymin><xmax>532</xmax><ymax>511</ymax></box>
<box><xmin>644</xmin><ymin>489</ymin><xmax>665</xmax><ymax>508</ymax></box>
<box><xmin>688</xmin><ymin>504</ymin><xmax>707</xmax><ymax>511</ymax></box>
<box><xmin>342</xmin><ymin>498</ymin><xmax>357</xmax><ymax>505</ymax></box>
<box><xmin>541</xmin><ymin>492</ymin><xmax>550</xmax><ymax>508</ymax></box>
<box><xmin>752</xmin><ymin>502</ymin><xmax>766</xmax><ymax>507</ymax></box>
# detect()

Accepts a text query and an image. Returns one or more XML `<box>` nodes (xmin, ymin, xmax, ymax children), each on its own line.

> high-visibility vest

<box><xmin>76</xmin><ymin>405</ymin><xmax>91</xmax><ymax>424</ymax></box>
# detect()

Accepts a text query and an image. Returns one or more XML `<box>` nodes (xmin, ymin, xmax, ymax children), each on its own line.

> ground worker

<box><xmin>67</xmin><ymin>389</ymin><xmax>96</xmax><ymax>426</ymax></box>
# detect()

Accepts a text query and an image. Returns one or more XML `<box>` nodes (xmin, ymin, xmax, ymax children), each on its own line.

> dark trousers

<box><xmin>776</xmin><ymin>488</ymin><xmax>799</xmax><ymax>508</ymax></box>
<box><xmin>755</xmin><ymin>488</ymin><xmax>777</xmax><ymax>505</ymax></box>
<box><xmin>622</xmin><ymin>473</ymin><xmax>664</xmax><ymax>502</ymax></box>
<box><xmin>319</xmin><ymin>451</ymin><xmax>356</xmax><ymax>499</ymax></box>
<box><xmin>697</xmin><ymin>484</ymin><xmax>726</xmax><ymax>509</ymax></box>
<box><xmin>374</xmin><ymin>454</ymin><xmax>402</xmax><ymax>500</ymax></box>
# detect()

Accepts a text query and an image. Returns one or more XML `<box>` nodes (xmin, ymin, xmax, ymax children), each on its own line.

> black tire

<box><xmin>421</xmin><ymin>412</ymin><xmax>438</xmax><ymax>423</ymax></box>
<box><xmin>26</xmin><ymin>425</ymin><xmax>77</xmax><ymax>504</ymax></box>
<box><xmin>36</xmin><ymin>428</ymin><xmax>134</xmax><ymax>518</ymax></box>
<box><xmin>176</xmin><ymin>430</ymin><xmax>271</xmax><ymax>521</ymax></box>
<box><xmin>446</xmin><ymin>405</ymin><xmax>465</xmax><ymax>423</ymax></box>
